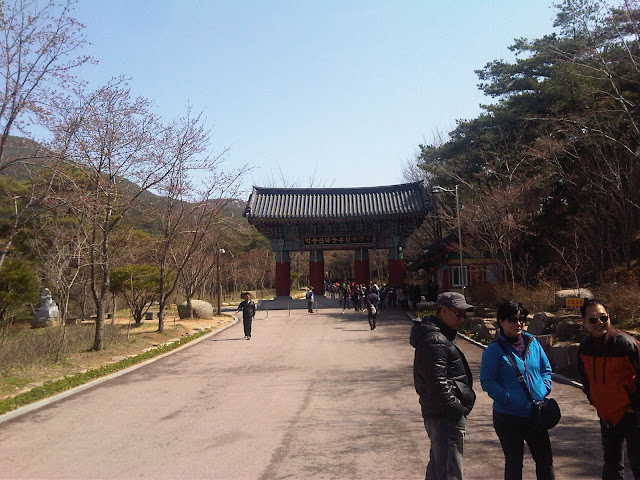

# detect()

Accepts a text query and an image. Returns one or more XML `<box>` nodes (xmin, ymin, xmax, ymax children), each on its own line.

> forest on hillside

<box><xmin>405</xmin><ymin>0</ymin><xmax>640</xmax><ymax>293</ymax></box>
<box><xmin>2</xmin><ymin>0</ymin><xmax>640</xmax><ymax>349</ymax></box>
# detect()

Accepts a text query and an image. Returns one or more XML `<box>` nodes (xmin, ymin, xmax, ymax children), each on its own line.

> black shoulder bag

<box><xmin>497</xmin><ymin>338</ymin><xmax>561</xmax><ymax>430</ymax></box>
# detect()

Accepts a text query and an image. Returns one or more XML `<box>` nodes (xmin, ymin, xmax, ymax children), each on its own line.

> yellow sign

<box><xmin>566</xmin><ymin>297</ymin><xmax>584</xmax><ymax>309</ymax></box>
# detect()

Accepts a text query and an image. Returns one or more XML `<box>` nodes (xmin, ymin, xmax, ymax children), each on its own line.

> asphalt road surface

<box><xmin>0</xmin><ymin>306</ymin><xmax>629</xmax><ymax>479</ymax></box>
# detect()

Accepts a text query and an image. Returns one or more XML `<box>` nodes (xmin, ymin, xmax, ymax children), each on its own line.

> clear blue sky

<box><xmin>69</xmin><ymin>1</ymin><xmax>559</xmax><ymax>196</ymax></box>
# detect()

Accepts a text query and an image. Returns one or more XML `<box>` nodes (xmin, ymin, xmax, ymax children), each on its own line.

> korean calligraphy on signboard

<box><xmin>303</xmin><ymin>235</ymin><xmax>373</xmax><ymax>247</ymax></box>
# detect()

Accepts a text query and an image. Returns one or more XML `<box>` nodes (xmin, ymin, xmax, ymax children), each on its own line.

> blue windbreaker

<box><xmin>480</xmin><ymin>332</ymin><xmax>553</xmax><ymax>418</ymax></box>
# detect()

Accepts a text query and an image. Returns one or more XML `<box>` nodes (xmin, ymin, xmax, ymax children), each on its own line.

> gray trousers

<box><xmin>423</xmin><ymin>415</ymin><xmax>466</xmax><ymax>480</ymax></box>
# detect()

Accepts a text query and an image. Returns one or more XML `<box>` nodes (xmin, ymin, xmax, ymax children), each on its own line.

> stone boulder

<box><xmin>554</xmin><ymin>288</ymin><xmax>594</xmax><ymax>308</ymax></box>
<box><xmin>627</xmin><ymin>330</ymin><xmax>640</xmax><ymax>341</ymax></box>
<box><xmin>535</xmin><ymin>334</ymin><xmax>555</xmax><ymax>354</ymax></box>
<box><xmin>547</xmin><ymin>343</ymin><xmax>580</xmax><ymax>371</ymax></box>
<box><xmin>474</xmin><ymin>306</ymin><xmax>496</xmax><ymax>318</ymax></box>
<box><xmin>555</xmin><ymin>318</ymin><xmax>585</xmax><ymax>340</ymax></box>
<box><xmin>464</xmin><ymin>316</ymin><xmax>487</xmax><ymax>331</ymax></box>
<box><xmin>471</xmin><ymin>320</ymin><xmax>497</xmax><ymax>343</ymax></box>
<box><xmin>178</xmin><ymin>299</ymin><xmax>213</xmax><ymax>319</ymax></box>
<box><xmin>528</xmin><ymin>312</ymin><xmax>556</xmax><ymax>336</ymax></box>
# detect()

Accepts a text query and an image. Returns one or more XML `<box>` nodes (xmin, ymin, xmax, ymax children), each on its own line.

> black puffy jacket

<box><xmin>410</xmin><ymin>316</ymin><xmax>476</xmax><ymax>419</ymax></box>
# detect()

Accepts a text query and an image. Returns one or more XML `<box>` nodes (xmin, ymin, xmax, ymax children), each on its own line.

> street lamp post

<box><xmin>432</xmin><ymin>185</ymin><xmax>465</xmax><ymax>295</ymax></box>
<box><xmin>217</xmin><ymin>247</ymin><xmax>226</xmax><ymax>315</ymax></box>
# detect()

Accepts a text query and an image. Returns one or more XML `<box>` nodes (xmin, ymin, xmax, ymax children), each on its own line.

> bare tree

<box><xmin>50</xmin><ymin>78</ymin><xmax>176</xmax><ymax>350</ymax></box>
<box><xmin>31</xmin><ymin>213</ymin><xmax>89</xmax><ymax>325</ymax></box>
<box><xmin>30</xmin><ymin>213</ymin><xmax>90</xmax><ymax>360</ymax></box>
<box><xmin>0</xmin><ymin>0</ymin><xmax>91</xmax><ymax>271</ymax></box>
<box><xmin>178</xmin><ymin>239</ymin><xmax>218</xmax><ymax>318</ymax></box>
<box><xmin>235</xmin><ymin>247</ymin><xmax>274</xmax><ymax>292</ymax></box>
<box><xmin>255</xmin><ymin>164</ymin><xmax>334</xmax><ymax>188</ymax></box>
<box><xmin>150</xmin><ymin>108</ymin><xmax>245</xmax><ymax>332</ymax></box>
<box><xmin>0</xmin><ymin>0</ymin><xmax>92</xmax><ymax>171</ymax></box>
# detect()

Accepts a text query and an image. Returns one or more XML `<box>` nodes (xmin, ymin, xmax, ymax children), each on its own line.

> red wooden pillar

<box><xmin>309</xmin><ymin>250</ymin><xmax>325</xmax><ymax>295</ymax></box>
<box><xmin>388</xmin><ymin>246</ymin><xmax>405</xmax><ymax>286</ymax></box>
<box><xmin>275</xmin><ymin>251</ymin><xmax>291</xmax><ymax>297</ymax></box>
<box><xmin>354</xmin><ymin>248</ymin><xmax>370</xmax><ymax>285</ymax></box>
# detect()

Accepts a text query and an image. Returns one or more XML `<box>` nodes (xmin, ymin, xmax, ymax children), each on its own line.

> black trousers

<box><xmin>243</xmin><ymin>316</ymin><xmax>252</xmax><ymax>337</ymax></box>
<box><xmin>493</xmin><ymin>410</ymin><xmax>555</xmax><ymax>480</ymax></box>
<box><xmin>367</xmin><ymin>307</ymin><xmax>377</xmax><ymax>329</ymax></box>
<box><xmin>600</xmin><ymin>412</ymin><xmax>640</xmax><ymax>480</ymax></box>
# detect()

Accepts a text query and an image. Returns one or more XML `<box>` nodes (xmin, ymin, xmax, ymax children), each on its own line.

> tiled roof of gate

<box><xmin>244</xmin><ymin>181</ymin><xmax>431</xmax><ymax>221</ymax></box>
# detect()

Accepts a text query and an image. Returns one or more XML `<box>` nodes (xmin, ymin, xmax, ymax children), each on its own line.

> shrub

<box><xmin>468</xmin><ymin>282</ymin><xmax>560</xmax><ymax>314</ymax></box>
<box><xmin>467</xmin><ymin>283</ymin><xmax>509</xmax><ymax>308</ymax></box>
<box><xmin>593</xmin><ymin>282</ymin><xmax>640</xmax><ymax>329</ymax></box>
<box><xmin>510</xmin><ymin>282</ymin><xmax>561</xmax><ymax>314</ymax></box>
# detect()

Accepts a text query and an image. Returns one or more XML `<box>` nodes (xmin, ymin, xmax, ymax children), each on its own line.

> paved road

<box><xmin>0</xmin><ymin>306</ymin><xmax>627</xmax><ymax>479</ymax></box>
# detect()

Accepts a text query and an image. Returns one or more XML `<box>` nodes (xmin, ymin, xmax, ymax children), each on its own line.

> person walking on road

<box><xmin>578</xmin><ymin>298</ymin><xmax>640</xmax><ymax>480</ymax></box>
<box><xmin>236</xmin><ymin>292</ymin><xmax>256</xmax><ymax>340</ymax></box>
<box><xmin>353</xmin><ymin>284</ymin><xmax>363</xmax><ymax>312</ymax></box>
<box><xmin>306</xmin><ymin>286</ymin><xmax>314</xmax><ymax>313</ymax></box>
<box><xmin>365</xmin><ymin>287</ymin><xmax>379</xmax><ymax>330</ymax></box>
<box><xmin>341</xmin><ymin>285</ymin><xmax>350</xmax><ymax>312</ymax></box>
<box><xmin>480</xmin><ymin>300</ymin><xmax>556</xmax><ymax>480</ymax></box>
<box><xmin>410</xmin><ymin>291</ymin><xmax>476</xmax><ymax>480</ymax></box>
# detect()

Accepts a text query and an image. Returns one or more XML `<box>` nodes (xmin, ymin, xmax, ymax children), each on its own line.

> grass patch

<box><xmin>0</xmin><ymin>328</ymin><xmax>211</xmax><ymax>416</ymax></box>
<box><xmin>0</xmin><ymin>374</ymin><xmax>32</xmax><ymax>396</ymax></box>
<box><xmin>0</xmin><ymin>323</ymin><xmax>129</xmax><ymax>370</ymax></box>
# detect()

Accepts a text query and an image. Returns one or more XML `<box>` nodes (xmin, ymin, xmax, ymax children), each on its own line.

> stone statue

<box><xmin>31</xmin><ymin>288</ymin><xmax>60</xmax><ymax>328</ymax></box>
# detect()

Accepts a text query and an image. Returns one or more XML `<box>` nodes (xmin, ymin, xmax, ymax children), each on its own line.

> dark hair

<box><xmin>496</xmin><ymin>300</ymin><xmax>529</xmax><ymax>322</ymax></box>
<box><xmin>580</xmin><ymin>298</ymin><xmax>608</xmax><ymax>318</ymax></box>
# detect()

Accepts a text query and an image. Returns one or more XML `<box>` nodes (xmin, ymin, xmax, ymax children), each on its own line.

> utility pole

<box><xmin>432</xmin><ymin>185</ymin><xmax>465</xmax><ymax>296</ymax></box>
<box><xmin>217</xmin><ymin>247</ymin><xmax>226</xmax><ymax>315</ymax></box>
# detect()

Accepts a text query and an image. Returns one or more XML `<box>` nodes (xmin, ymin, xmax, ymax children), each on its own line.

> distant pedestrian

<box><xmin>481</xmin><ymin>300</ymin><xmax>555</xmax><ymax>480</ymax></box>
<box><xmin>410</xmin><ymin>291</ymin><xmax>476</xmax><ymax>480</ymax></box>
<box><xmin>365</xmin><ymin>288</ymin><xmax>379</xmax><ymax>330</ymax></box>
<box><xmin>236</xmin><ymin>292</ymin><xmax>256</xmax><ymax>340</ymax></box>
<box><xmin>306</xmin><ymin>286</ymin><xmax>314</xmax><ymax>313</ymax></box>
<box><xmin>578</xmin><ymin>298</ymin><xmax>640</xmax><ymax>480</ymax></box>
<box><xmin>341</xmin><ymin>287</ymin><xmax>350</xmax><ymax>311</ymax></box>
<box><xmin>397</xmin><ymin>287</ymin><xmax>407</xmax><ymax>309</ymax></box>
<box><xmin>354</xmin><ymin>285</ymin><xmax>363</xmax><ymax>312</ymax></box>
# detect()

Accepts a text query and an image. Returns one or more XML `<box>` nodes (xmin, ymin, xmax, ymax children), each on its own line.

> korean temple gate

<box><xmin>243</xmin><ymin>181</ymin><xmax>431</xmax><ymax>297</ymax></box>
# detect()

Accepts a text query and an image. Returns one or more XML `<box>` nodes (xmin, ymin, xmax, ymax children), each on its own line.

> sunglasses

<box><xmin>588</xmin><ymin>315</ymin><xmax>609</xmax><ymax>324</ymax></box>
<box><xmin>504</xmin><ymin>316</ymin><xmax>524</xmax><ymax>324</ymax></box>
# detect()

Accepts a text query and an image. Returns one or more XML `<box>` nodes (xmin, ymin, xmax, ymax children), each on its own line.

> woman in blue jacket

<box><xmin>480</xmin><ymin>300</ymin><xmax>555</xmax><ymax>480</ymax></box>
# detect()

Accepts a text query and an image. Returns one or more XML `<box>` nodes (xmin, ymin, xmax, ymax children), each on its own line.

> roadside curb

<box><xmin>0</xmin><ymin>318</ymin><xmax>239</xmax><ymax>425</ymax></box>
<box><xmin>407</xmin><ymin>312</ymin><xmax>583</xmax><ymax>390</ymax></box>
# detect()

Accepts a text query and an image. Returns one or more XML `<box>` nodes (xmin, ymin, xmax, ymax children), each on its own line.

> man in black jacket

<box><xmin>236</xmin><ymin>292</ymin><xmax>256</xmax><ymax>340</ymax></box>
<box><xmin>410</xmin><ymin>291</ymin><xmax>476</xmax><ymax>480</ymax></box>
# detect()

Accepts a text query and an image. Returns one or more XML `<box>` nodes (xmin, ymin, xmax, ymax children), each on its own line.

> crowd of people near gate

<box><xmin>323</xmin><ymin>279</ymin><xmax>438</xmax><ymax>311</ymax></box>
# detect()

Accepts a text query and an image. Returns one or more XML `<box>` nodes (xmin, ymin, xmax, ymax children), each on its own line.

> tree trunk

<box><xmin>111</xmin><ymin>292</ymin><xmax>117</xmax><ymax>324</ymax></box>
<box><xmin>187</xmin><ymin>295</ymin><xmax>194</xmax><ymax>318</ymax></box>
<box><xmin>157</xmin><ymin>264</ymin><xmax>167</xmax><ymax>333</ymax></box>
<box><xmin>93</xmin><ymin>300</ymin><xmax>105</xmax><ymax>351</ymax></box>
